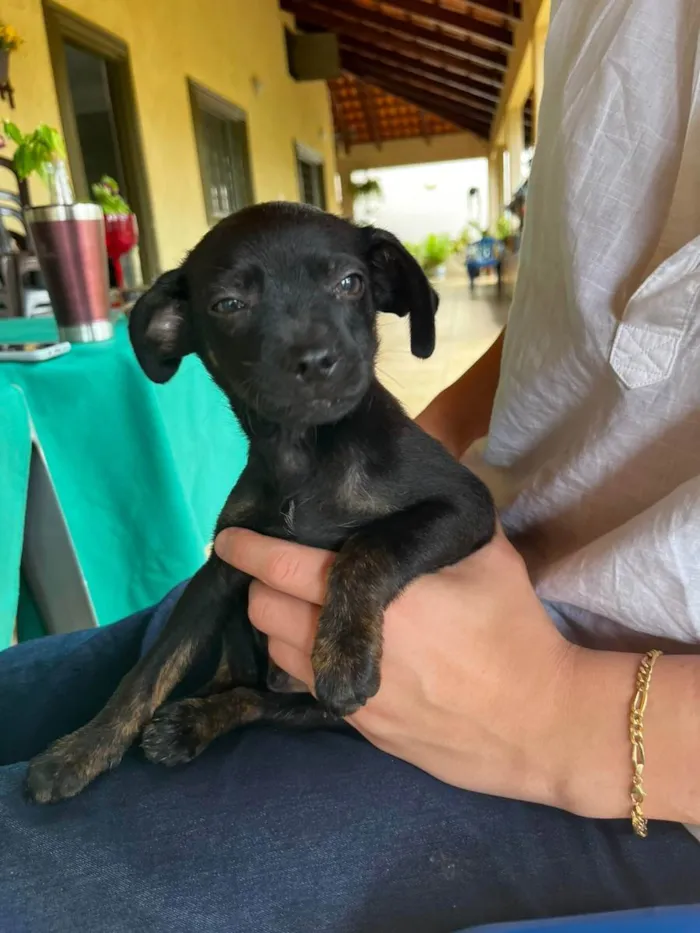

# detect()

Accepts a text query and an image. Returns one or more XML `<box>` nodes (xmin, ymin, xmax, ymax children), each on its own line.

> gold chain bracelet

<box><xmin>629</xmin><ymin>649</ymin><xmax>662</xmax><ymax>837</ymax></box>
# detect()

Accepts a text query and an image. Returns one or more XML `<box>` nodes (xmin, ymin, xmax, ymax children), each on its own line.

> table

<box><xmin>0</xmin><ymin>382</ymin><xmax>32</xmax><ymax>645</ymax></box>
<box><xmin>0</xmin><ymin>316</ymin><xmax>248</xmax><ymax>647</ymax></box>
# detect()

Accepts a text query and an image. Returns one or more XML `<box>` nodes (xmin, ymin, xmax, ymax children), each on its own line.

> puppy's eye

<box><xmin>212</xmin><ymin>297</ymin><xmax>246</xmax><ymax>313</ymax></box>
<box><xmin>334</xmin><ymin>274</ymin><xmax>365</xmax><ymax>299</ymax></box>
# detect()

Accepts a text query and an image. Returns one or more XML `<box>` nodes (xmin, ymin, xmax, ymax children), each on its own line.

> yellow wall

<box><xmin>2</xmin><ymin>0</ymin><xmax>338</xmax><ymax>270</ymax></box>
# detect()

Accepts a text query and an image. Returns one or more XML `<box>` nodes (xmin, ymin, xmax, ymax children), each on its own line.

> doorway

<box><xmin>44</xmin><ymin>3</ymin><xmax>158</xmax><ymax>283</ymax></box>
<box><xmin>64</xmin><ymin>43</ymin><xmax>125</xmax><ymax>196</ymax></box>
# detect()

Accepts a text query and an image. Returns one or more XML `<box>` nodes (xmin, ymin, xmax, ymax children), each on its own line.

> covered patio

<box><xmin>282</xmin><ymin>0</ymin><xmax>549</xmax><ymax>229</ymax></box>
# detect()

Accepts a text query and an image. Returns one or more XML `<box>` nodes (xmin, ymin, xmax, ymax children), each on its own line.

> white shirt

<box><xmin>464</xmin><ymin>0</ymin><xmax>700</xmax><ymax>839</ymax></box>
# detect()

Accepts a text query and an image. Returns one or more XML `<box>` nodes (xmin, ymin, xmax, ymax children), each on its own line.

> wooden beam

<box><xmin>343</xmin><ymin>52</ymin><xmax>495</xmax><ymax>116</ymax></box>
<box><xmin>339</xmin><ymin>37</ymin><xmax>501</xmax><ymax>103</ymax></box>
<box><xmin>293</xmin><ymin>11</ymin><xmax>504</xmax><ymax>88</ymax></box>
<box><xmin>356</xmin><ymin>78</ymin><xmax>382</xmax><ymax>150</ymax></box>
<box><xmin>345</xmin><ymin>71</ymin><xmax>491</xmax><ymax>137</ymax></box>
<box><xmin>466</xmin><ymin>0</ymin><xmax>522</xmax><ymax>21</ymax></box>
<box><xmin>340</xmin><ymin>41</ymin><xmax>500</xmax><ymax>106</ymax></box>
<box><xmin>373</xmin><ymin>0</ymin><xmax>513</xmax><ymax>51</ymax></box>
<box><xmin>282</xmin><ymin>0</ymin><xmax>508</xmax><ymax>71</ymax></box>
<box><xmin>489</xmin><ymin>0</ymin><xmax>546</xmax><ymax>145</ymax></box>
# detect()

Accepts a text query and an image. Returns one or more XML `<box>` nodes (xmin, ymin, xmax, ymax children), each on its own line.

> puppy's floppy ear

<box><xmin>128</xmin><ymin>269</ymin><xmax>193</xmax><ymax>383</ymax></box>
<box><xmin>366</xmin><ymin>227</ymin><xmax>438</xmax><ymax>359</ymax></box>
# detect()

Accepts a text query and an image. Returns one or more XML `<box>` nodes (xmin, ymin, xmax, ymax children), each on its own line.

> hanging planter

<box><xmin>0</xmin><ymin>22</ymin><xmax>22</xmax><ymax>109</ymax></box>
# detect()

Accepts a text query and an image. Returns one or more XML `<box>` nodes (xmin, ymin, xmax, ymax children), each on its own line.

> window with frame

<box><xmin>189</xmin><ymin>81</ymin><xmax>253</xmax><ymax>225</ymax></box>
<box><xmin>295</xmin><ymin>143</ymin><xmax>326</xmax><ymax>209</ymax></box>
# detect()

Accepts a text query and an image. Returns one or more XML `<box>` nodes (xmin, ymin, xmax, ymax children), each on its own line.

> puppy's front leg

<box><xmin>313</xmin><ymin>496</ymin><xmax>495</xmax><ymax>716</ymax></box>
<box><xmin>25</xmin><ymin>557</ymin><xmax>246</xmax><ymax>803</ymax></box>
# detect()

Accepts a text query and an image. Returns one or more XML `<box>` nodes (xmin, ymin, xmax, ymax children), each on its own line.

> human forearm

<box><xmin>416</xmin><ymin>329</ymin><xmax>505</xmax><ymax>457</ymax></box>
<box><xmin>559</xmin><ymin>649</ymin><xmax>700</xmax><ymax>825</ymax></box>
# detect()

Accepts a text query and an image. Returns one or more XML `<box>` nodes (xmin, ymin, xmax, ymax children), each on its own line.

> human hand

<box><xmin>215</xmin><ymin>527</ymin><xmax>585</xmax><ymax>811</ymax></box>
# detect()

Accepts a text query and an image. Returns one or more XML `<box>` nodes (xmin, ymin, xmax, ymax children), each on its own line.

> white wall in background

<box><xmin>352</xmin><ymin>157</ymin><xmax>488</xmax><ymax>243</ymax></box>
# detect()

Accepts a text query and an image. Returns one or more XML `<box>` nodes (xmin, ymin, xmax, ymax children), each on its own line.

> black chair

<box><xmin>0</xmin><ymin>157</ymin><xmax>43</xmax><ymax>318</ymax></box>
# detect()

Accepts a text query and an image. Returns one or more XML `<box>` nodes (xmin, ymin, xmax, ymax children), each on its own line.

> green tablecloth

<box><xmin>0</xmin><ymin>383</ymin><xmax>33</xmax><ymax>646</ymax></box>
<box><xmin>0</xmin><ymin>317</ymin><xmax>248</xmax><ymax>643</ymax></box>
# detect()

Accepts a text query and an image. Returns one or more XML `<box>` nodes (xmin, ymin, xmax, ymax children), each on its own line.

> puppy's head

<box><xmin>129</xmin><ymin>202</ymin><xmax>438</xmax><ymax>428</ymax></box>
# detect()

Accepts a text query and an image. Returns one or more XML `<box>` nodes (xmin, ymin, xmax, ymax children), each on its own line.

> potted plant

<box><xmin>348</xmin><ymin>174</ymin><xmax>382</xmax><ymax>218</ymax></box>
<box><xmin>2</xmin><ymin>121</ymin><xmax>74</xmax><ymax>204</ymax></box>
<box><xmin>348</xmin><ymin>176</ymin><xmax>382</xmax><ymax>203</ymax></box>
<box><xmin>451</xmin><ymin>222</ymin><xmax>487</xmax><ymax>256</ymax></box>
<box><xmin>420</xmin><ymin>233</ymin><xmax>452</xmax><ymax>280</ymax></box>
<box><xmin>495</xmin><ymin>213</ymin><xmax>519</xmax><ymax>253</ymax></box>
<box><xmin>92</xmin><ymin>175</ymin><xmax>139</xmax><ymax>292</ymax></box>
<box><xmin>2</xmin><ymin>120</ymin><xmax>112</xmax><ymax>342</ymax></box>
<box><xmin>494</xmin><ymin>214</ymin><xmax>512</xmax><ymax>241</ymax></box>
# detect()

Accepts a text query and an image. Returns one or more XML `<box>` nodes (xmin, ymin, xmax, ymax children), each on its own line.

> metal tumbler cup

<box><xmin>26</xmin><ymin>203</ymin><xmax>113</xmax><ymax>343</ymax></box>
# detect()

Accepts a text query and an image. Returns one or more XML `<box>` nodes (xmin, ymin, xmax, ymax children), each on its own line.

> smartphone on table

<box><xmin>0</xmin><ymin>341</ymin><xmax>71</xmax><ymax>362</ymax></box>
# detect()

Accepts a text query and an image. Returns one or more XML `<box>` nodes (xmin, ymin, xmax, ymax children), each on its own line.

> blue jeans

<box><xmin>1</xmin><ymin>585</ymin><xmax>699</xmax><ymax>933</ymax></box>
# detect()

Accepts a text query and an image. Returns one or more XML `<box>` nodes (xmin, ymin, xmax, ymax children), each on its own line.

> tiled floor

<box><xmin>376</xmin><ymin>267</ymin><xmax>509</xmax><ymax>417</ymax></box>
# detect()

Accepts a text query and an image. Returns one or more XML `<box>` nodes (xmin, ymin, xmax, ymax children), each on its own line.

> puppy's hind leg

<box><xmin>142</xmin><ymin>690</ymin><xmax>338</xmax><ymax>767</ymax></box>
<box><xmin>193</xmin><ymin>642</ymin><xmax>233</xmax><ymax>697</ymax></box>
<box><xmin>25</xmin><ymin>558</ymin><xmax>247</xmax><ymax>803</ymax></box>
<box><xmin>193</xmin><ymin>597</ymin><xmax>265</xmax><ymax>698</ymax></box>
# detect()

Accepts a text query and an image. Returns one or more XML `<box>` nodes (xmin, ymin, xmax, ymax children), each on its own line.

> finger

<box><xmin>215</xmin><ymin>529</ymin><xmax>332</xmax><ymax>604</ymax></box>
<box><xmin>268</xmin><ymin>639</ymin><xmax>315</xmax><ymax>693</ymax></box>
<box><xmin>248</xmin><ymin>581</ymin><xmax>318</xmax><ymax>654</ymax></box>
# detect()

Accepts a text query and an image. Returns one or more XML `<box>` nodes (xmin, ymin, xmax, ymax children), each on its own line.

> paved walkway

<box><xmin>376</xmin><ymin>268</ymin><xmax>508</xmax><ymax>417</ymax></box>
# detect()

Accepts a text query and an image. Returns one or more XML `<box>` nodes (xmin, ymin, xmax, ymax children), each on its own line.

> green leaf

<box><xmin>48</xmin><ymin>128</ymin><xmax>66</xmax><ymax>160</ymax></box>
<box><xmin>13</xmin><ymin>146</ymin><xmax>30</xmax><ymax>179</ymax></box>
<box><xmin>35</xmin><ymin>123</ymin><xmax>53</xmax><ymax>145</ymax></box>
<box><xmin>91</xmin><ymin>174</ymin><xmax>131</xmax><ymax>215</ymax></box>
<box><xmin>2</xmin><ymin>120</ymin><xmax>23</xmax><ymax>145</ymax></box>
<box><xmin>1</xmin><ymin>121</ymin><xmax>67</xmax><ymax>181</ymax></box>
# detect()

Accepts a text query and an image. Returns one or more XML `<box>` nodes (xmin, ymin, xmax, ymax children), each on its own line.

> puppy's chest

<box><xmin>276</xmin><ymin>464</ymin><xmax>394</xmax><ymax>547</ymax></box>
<box><xmin>226</xmin><ymin>458</ymin><xmax>396</xmax><ymax>549</ymax></box>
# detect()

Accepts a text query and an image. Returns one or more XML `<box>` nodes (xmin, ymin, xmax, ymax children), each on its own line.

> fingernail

<box><xmin>214</xmin><ymin>528</ymin><xmax>239</xmax><ymax>558</ymax></box>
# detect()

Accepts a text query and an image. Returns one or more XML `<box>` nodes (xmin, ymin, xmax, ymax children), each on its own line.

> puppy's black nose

<box><xmin>295</xmin><ymin>348</ymin><xmax>339</xmax><ymax>381</ymax></box>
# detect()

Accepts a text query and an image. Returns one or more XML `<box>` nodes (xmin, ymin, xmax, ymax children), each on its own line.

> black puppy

<box><xmin>25</xmin><ymin>202</ymin><xmax>495</xmax><ymax>803</ymax></box>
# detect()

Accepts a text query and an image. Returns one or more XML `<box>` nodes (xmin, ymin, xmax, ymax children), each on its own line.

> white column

<box><xmin>505</xmin><ymin>105</ymin><xmax>524</xmax><ymax>198</ymax></box>
<box><xmin>488</xmin><ymin>146</ymin><xmax>505</xmax><ymax>231</ymax></box>
<box><xmin>337</xmin><ymin>166</ymin><xmax>354</xmax><ymax>219</ymax></box>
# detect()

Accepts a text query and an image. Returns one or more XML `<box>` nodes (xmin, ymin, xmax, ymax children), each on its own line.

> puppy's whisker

<box><xmin>375</xmin><ymin>367</ymin><xmax>404</xmax><ymax>392</ymax></box>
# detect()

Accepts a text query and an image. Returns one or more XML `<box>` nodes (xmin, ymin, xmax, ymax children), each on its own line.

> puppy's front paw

<box><xmin>312</xmin><ymin>633</ymin><xmax>381</xmax><ymax>717</ymax></box>
<box><xmin>25</xmin><ymin>731</ymin><xmax>110</xmax><ymax>804</ymax></box>
<box><xmin>142</xmin><ymin>699</ymin><xmax>209</xmax><ymax>767</ymax></box>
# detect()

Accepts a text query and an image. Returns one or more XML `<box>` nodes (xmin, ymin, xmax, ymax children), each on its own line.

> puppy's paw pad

<box><xmin>141</xmin><ymin>700</ymin><xmax>208</xmax><ymax>767</ymax></box>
